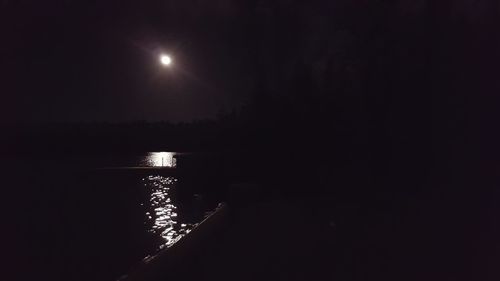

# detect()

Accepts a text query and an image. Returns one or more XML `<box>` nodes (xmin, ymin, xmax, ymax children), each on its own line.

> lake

<box><xmin>2</xmin><ymin>152</ymin><xmax>221</xmax><ymax>281</ymax></box>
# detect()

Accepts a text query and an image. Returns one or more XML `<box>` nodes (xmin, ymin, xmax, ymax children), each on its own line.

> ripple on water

<box><xmin>143</xmin><ymin>175</ymin><xmax>195</xmax><ymax>250</ymax></box>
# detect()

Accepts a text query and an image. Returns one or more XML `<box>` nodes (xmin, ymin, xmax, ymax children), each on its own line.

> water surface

<box><xmin>2</xmin><ymin>151</ymin><xmax>219</xmax><ymax>281</ymax></box>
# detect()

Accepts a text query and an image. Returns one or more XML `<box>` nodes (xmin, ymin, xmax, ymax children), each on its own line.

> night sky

<box><xmin>1</xmin><ymin>0</ymin><xmax>498</xmax><ymax>123</ymax></box>
<box><xmin>0</xmin><ymin>0</ymin><xmax>318</xmax><ymax>123</ymax></box>
<box><xmin>1</xmin><ymin>1</ymin><xmax>254</xmax><ymax>122</ymax></box>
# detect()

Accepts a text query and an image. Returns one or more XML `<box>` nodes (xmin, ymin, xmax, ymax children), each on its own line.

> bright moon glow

<box><xmin>160</xmin><ymin>55</ymin><xmax>172</xmax><ymax>66</ymax></box>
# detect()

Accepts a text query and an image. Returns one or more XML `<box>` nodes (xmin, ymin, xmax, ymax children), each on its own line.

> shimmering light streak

<box><xmin>143</xmin><ymin>175</ymin><xmax>194</xmax><ymax>249</ymax></box>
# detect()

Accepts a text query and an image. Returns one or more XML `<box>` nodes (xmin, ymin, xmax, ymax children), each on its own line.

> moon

<box><xmin>160</xmin><ymin>54</ymin><xmax>172</xmax><ymax>66</ymax></box>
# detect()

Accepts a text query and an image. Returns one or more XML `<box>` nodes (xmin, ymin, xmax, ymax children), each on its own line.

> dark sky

<box><xmin>0</xmin><ymin>0</ymin><xmax>496</xmax><ymax>123</ymax></box>
<box><xmin>0</xmin><ymin>0</ymin><xmax>321</xmax><ymax>123</ymax></box>
<box><xmin>1</xmin><ymin>1</ymin><xmax>252</xmax><ymax>122</ymax></box>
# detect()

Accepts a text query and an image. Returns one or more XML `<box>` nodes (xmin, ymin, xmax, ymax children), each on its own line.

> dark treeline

<box><xmin>1</xmin><ymin>121</ymin><xmax>221</xmax><ymax>155</ymax></box>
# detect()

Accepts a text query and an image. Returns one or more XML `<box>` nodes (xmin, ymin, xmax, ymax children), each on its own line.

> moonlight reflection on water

<box><xmin>143</xmin><ymin>152</ymin><xmax>176</xmax><ymax>167</ymax></box>
<box><xmin>143</xmin><ymin>175</ymin><xmax>194</xmax><ymax>249</ymax></box>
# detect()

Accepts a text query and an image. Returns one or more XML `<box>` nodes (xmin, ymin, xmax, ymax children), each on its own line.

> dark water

<box><xmin>2</xmin><ymin>152</ymin><xmax>219</xmax><ymax>281</ymax></box>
